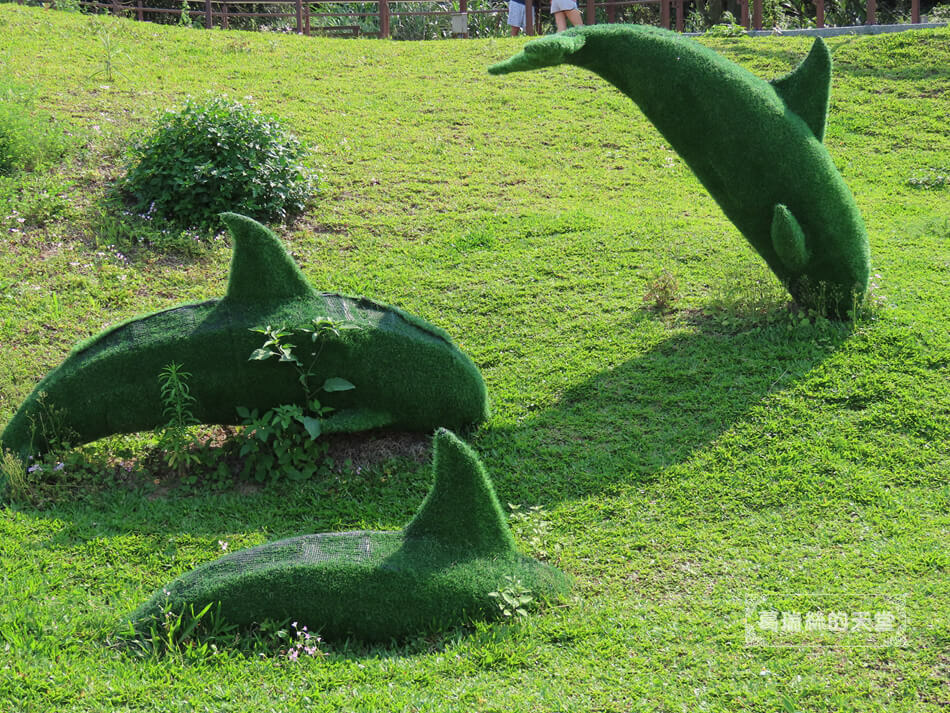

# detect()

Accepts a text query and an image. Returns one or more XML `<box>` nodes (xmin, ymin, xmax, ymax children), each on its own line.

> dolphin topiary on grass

<box><xmin>489</xmin><ymin>25</ymin><xmax>871</xmax><ymax>317</ymax></box>
<box><xmin>1</xmin><ymin>214</ymin><xmax>488</xmax><ymax>465</ymax></box>
<box><xmin>128</xmin><ymin>429</ymin><xmax>571</xmax><ymax>643</ymax></box>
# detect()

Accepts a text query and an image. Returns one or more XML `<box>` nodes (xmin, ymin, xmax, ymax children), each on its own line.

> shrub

<box><xmin>119</xmin><ymin>96</ymin><xmax>316</xmax><ymax>232</ymax></box>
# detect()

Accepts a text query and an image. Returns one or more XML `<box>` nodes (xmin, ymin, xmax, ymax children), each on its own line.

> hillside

<box><xmin>0</xmin><ymin>6</ymin><xmax>948</xmax><ymax>711</ymax></box>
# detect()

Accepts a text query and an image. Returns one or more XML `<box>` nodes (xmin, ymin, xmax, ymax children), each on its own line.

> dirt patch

<box><xmin>324</xmin><ymin>430</ymin><xmax>431</xmax><ymax>471</ymax></box>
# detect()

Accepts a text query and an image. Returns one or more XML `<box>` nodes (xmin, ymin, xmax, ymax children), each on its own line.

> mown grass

<box><xmin>1</xmin><ymin>6</ymin><xmax>948</xmax><ymax>711</ymax></box>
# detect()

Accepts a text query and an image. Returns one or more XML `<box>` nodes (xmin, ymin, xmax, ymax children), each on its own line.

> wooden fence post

<box><xmin>911</xmin><ymin>0</ymin><xmax>919</xmax><ymax>23</ymax></box>
<box><xmin>675</xmin><ymin>0</ymin><xmax>684</xmax><ymax>31</ymax></box>
<box><xmin>379</xmin><ymin>0</ymin><xmax>390</xmax><ymax>37</ymax></box>
<box><xmin>740</xmin><ymin>0</ymin><xmax>749</xmax><ymax>27</ymax></box>
<box><xmin>304</xmin><ymin>2</ymin><xmax>310</xmax><ymax>35</ymax></box>
<box><xmin>815</xmin><ymin>0</ymin><xmax>824</xmax><ymax>27</ymax></box>
<box><xmin>204</xmin><ymin>0</ymin><xmax>212</xmax><ymax>28</ymax></box>
<box><xmin>526</xmin><ymin>0</ymin><xmax>535</xmax><ymax>34</ymax></box>
<box><xmin>458</xmin><ymin>0</ymin><xmax>468</xmax><ymax>38</ymax></box>
<box><xmin>136</xmin><ymin>0</ymin><xmax>143</xmax><ymax>21</ymax></box>
<box><xmin>752</xmin><ymin>0</ymin><xmax>761</xmax><ymax>29</ymax></box>
<box><xmin>586</xmin><ymin>0</ymin><xmax>595</xmax><ymax>26</ymax></box>
<box><xmin>661</xmin><ymin>0</ymin><xmax>670</xmax><ymax>29</ymax></box>
<box><xmin>295</xmin><ymin>0</ymin><xmax>303</xmax><ymax>33</ymax></box>
<box><xmin>866</xmin><ymin>0</ymin><xmax>875</xmax><ymax>24</ymax></box>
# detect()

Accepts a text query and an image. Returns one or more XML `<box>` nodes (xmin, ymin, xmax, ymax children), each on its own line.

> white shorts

<box><xmin>550</xmin><ymin>0</ymin><xmax>577</xmax><ymax>11</ymax></box>
<box><xmin>507</xmin><ymin>1</ymin><xmax>526</xmax><ymax>27</ymax></box>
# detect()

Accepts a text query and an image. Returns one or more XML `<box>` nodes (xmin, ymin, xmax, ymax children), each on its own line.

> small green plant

<box><xmin>508</xmin><ymin>504</ymin><xmax>560</xmax><ymax>561</ymax></box>
<box><xmin>234</xmin><ymin>404</ymin><xmax>333</xmax><ymax>482</ymax></box>
<box><xmin>118</xmin><ymin>95</ymin><xmax>316</xmax><ymax>233</ymax></box>
<box><xmin>125</xmin><ymin>597</ymin><xmax>237</xmax><ymax>660</ymax></box>
<box><xmin>235</xmin><ymin>320</ymin><xmax>357</xmax><ymax>483</ymax></box>
<box><xmin>27</xmin><ymin>391</ymin><xmax>77</xmax><ymax>456</ymax></box>
<box><xmin>155</xmin><ymin>362</ymin><xmax>201</xmax><ymax>479</ymax></box>
<box><xmin>488</xmin><ymin>576</ymin><xmax>534</xmax><ymax>620</ymax></box>
<box><xmin>3</xmin><ymin>399</ymin><xmax>115</xmax><ymax>506</ymax></box>
<box><xmin>88</xmin><ymin>24</ymin><xmax>130</xmax><ymax>84</ymax></box>
<box><xmin>0</xmin><ymin>449</ymin><xmax>27</xmax><ymax>502</ymax></box>
<box><xmin>124</xmin><ymin>601</ymin><xmax>327</xmax><ymax>661</ymax></box>
<box><xmin>249</xmin><ymin>319</ymin><xmax>357</xmax><ymax>403</ymax></box>
<box><xmin>642</xmin><ymin>268</ymin><xmax>680</xmax><ymax>312</ymax></box>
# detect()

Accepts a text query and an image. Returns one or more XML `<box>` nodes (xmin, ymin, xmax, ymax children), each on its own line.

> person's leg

<box><xmin>554</xmin><ymin>10</ymin><xmax>567</xmax><ymax>30</ymax></box>
<box><xmin>508</xmin><ymin>1</ymin><xmax>525</xmax><ymax>35</ymax></box>
<box><xmin>564</xmin><ymin>7</ymin><xmax>582</xmax><ymax>25</ymax></box>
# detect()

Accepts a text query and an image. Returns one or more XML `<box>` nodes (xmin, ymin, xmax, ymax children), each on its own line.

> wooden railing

<box><xmin>18</xmin><ymin>0</ymin><xmax>927</xmax><ymax>37</ymax></box>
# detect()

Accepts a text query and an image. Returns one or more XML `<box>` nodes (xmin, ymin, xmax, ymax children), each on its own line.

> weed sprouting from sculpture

<box><xmin>489</xmin><ymin>25</ymin><xmax>872</xmax><ymax>318</ymax></box>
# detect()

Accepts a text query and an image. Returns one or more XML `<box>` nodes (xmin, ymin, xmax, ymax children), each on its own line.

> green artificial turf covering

<box><xmin>489</xmin><ymin>25</ymin><xmax>871</xmax><ymax>317</ymax></box>
<box><xmin>1</xmin><ymin>214</ymin><xmax>488</xmax><ymax>462</ymax></box>
<box><xmin>129</xmin><ymin>429</ymin><xmax>571</xmax><ymax>642</ymax></box>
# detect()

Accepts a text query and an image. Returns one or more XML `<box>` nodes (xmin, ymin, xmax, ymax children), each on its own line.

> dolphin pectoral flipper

<box><xmin>769</xmin><ymin>38</ymin><xmax>831</xmax><ymax>141</ymax></box>
<box><xmin>487</xmin><ymin>33</ymin><xmax>587</xmax><ymax>75</ymax></box>
<box><xmin>319</xmin><ymin>408</ymin><xmax>395</xmax><ymax>434</ymax></box>
<box><xmin>771</xmin><ymin>204</ymin><xmax>810</xmax><ymax>273</ymax></box>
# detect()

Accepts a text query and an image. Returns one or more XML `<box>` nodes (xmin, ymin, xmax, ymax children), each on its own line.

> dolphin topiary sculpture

<box><xmin>489</xmin><ymin>25</ymin><xmax>871</xmax><ymax>317</ymax></box>
<box><xmin>1</xmin><ymin>214</ymin><xmax>488</xmax><ymax>466</ymax></box>
<box><xmin>128</xmin><ymin>429</ymin><xmax>571</xmax><ymax>642</ymax></box>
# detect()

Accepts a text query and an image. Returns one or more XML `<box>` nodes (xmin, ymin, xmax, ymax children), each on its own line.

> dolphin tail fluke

<box><xmin>219</xmin><ymin>213</ymin><xmax>314</xmax><ymax>303</ymax></box>
<box><xmin>771</xmin><ymin>204</ymin><xmax>810</xmax><ymax>273</ymax></box>
<box><xmin>403</xmin><ymin>429</ymin><xmax>517</xmax><ymax>556</ymax></box>
<box><xmin>487</xmin><ymin>32</ymin><xmax>587</xmax><ymax>75</ymax></box>
<box><xmin>770</xmin><ymin>37</ymin><xmax>832</xmax><ymax>142</ymax></box>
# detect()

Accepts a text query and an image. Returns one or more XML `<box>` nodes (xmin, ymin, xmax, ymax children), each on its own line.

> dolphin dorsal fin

<box><xmin>219</xmin><ymin>213</ymin><xmax>314</xmax><ymax>302</ymax></box>
<box><xmin>403</xmin><ymin>429</ymin><xmax>517</xmax><ymax>556</ymax></box>
<box><xmin>771</xmin><ymin>204</ymin><xmax>810</xmax><ymax>273</ymax></box>
<box><xmin>769</xmin><ymin>37</ymin><xmax>832</xmax><ymax>142</ymax></box>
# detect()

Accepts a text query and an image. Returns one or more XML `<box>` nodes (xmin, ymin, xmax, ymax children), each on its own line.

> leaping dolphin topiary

<box><xmin>127</xmin><ymin>429</ymin><xmax>572</xmax><ymax>643</ymax></box>
<box><xmin>1</xmin><ymin>214</ymin><xmax>488</xmax><ymax>469</ymax></box>
<box><xmin>489</xmin><ymin>25</ymin><xmax>871</xmax><ymax>317</ymax></box>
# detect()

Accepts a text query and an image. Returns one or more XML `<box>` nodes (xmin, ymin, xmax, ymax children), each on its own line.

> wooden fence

<box><xmin>18</xmin><ymin>0</ymin><xmax>927</xmax><ymax>37</ymax></box>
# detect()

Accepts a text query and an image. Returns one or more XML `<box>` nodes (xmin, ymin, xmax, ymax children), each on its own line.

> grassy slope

<box><xmin>1</xmin><ymin>6</ymin><xmax>948</xmax><ymax>711</ymax></box>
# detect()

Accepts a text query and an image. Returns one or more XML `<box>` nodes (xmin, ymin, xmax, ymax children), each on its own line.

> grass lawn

<box><xmin>0</xmin><ymin>6</ymin><xmax>948</xmax><ymax>711</ymax></box>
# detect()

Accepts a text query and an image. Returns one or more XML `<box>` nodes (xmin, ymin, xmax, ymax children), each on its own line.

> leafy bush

<box><xmin>119</xmin><ymin>96</ymin><xmax>316</xmax><ymax>232</ymax></box>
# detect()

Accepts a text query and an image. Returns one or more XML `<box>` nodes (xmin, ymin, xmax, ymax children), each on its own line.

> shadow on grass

<box><xmin>9</xmin><ymin>314</ymin><xmax>855</xmax><ymax>541</ymax></box>
<box><xmin>4</xmin><ymin>312</ymin><xmax>860</xmax><ymax>658</ymax></box>
<box><xmin>480</xmin><ymin>315</ymin><xmax>852</xmax><ymax>504</ymax></box>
